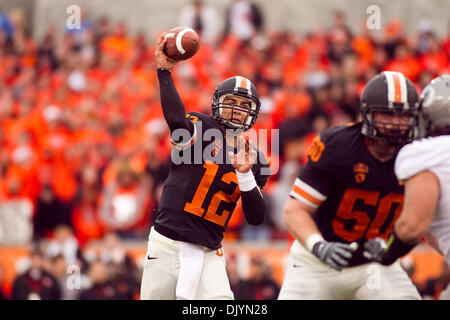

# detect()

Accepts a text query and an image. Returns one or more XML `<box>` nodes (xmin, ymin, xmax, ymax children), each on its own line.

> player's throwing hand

<box><xmin>155</xmin><ymin>33</ymin><xmax>178</xmax><ymax>70</ymax></box>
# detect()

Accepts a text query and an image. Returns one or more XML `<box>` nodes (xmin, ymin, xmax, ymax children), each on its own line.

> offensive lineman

<box><xmin>364</xmin><ymin>74</ymin><xmax>450</xmax><ymax>299</ymax></box>
<box><xmin>140</xmin><ymin>33</ymin><xmax>270</xmax><ymax>300</ymax></box>
<box><xmin>278</xmin><ymin>71</ymin><xmax>422</xmax><ymax>299</ymax></box>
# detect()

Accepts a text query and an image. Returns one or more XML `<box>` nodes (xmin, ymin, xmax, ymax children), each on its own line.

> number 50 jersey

<box><xmin>290</xmin><ymin>123</ymin><xmax>404</xmax><ymax>266</ymax></box>
<box><xmin>154</xmin><ymin>112</ymin><xmax>270</xmax><ymax>250</ymax></box>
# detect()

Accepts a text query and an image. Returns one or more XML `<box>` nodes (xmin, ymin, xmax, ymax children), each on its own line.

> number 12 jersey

<box><xmin>154</xmin><ymin>112</ymin><xmax>269</xmax><ymax>250</ymax></box>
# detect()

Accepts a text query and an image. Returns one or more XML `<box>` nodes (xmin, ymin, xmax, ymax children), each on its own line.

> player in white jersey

<box><xmin>364</xmin><ymin>74</ymin><xmax>450</xmax><ymax>299</ymax></box>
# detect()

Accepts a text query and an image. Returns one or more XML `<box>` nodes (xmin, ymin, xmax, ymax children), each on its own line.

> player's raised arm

<box><xmin>155</xmin><ymin>33</ymin><xmax>195</xmax><ymax>142</ymax></box>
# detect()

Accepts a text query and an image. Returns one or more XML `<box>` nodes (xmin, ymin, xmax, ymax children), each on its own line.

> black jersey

<box><xmin>155</xmin><ymin>112</ymin><xmax>269</xmax><ymax>249</ymax></box>
<box><xmin>290</xmin><ymin>123</ymin><xmax>404</xmax><ymax>266</ymax></box>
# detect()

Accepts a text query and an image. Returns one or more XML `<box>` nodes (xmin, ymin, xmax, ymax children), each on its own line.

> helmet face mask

<box><xmin>216</xmin><ymin>94</ymin><xmax>258</xmax><ymax>130</ymax></box>
<box><xmin>212</xmin><ymin>76</ymin><xmax>261</xmax><ymax>131</ymax></box>
<box><xmin>361</xmin><ymin>72</ymin><xmax>420</xmax><ymax>145</ymax></box>
<box><xmin>362</xmin><ymin>105</ymin><xmax>419</xmax><ymax>145</ymax></box>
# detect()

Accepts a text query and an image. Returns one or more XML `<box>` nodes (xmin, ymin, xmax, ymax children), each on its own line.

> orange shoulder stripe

<box><xmin>292</xmin><ymin>185</ymin><xmax>323</xmax><ymax>206</ymax></box>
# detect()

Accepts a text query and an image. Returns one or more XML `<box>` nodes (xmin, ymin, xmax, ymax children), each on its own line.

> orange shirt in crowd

<box><xmin>384</xmin><ymin>55</ymin><xmax>422</xmax><ymax>82</ymax></box>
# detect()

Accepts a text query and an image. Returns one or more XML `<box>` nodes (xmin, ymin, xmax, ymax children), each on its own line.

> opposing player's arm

<box><xmin>424</xmin><ymin>231</ymin><xmax>443</xmax><ymax>255</ymax></box>
<box><xmin>364</xmin><ymin>170</ymin><xmax>440</xmax><ymax>265</ymax></box>
<box><xmin>365</xmin><ymin>140</ymin><xmax>443</xmax><ymax>265</ymax></box>
<box><xmin>155</xmin><ymin>33</ymin><xmax>195</xmax><ymax>145</ymax></box>
<box><xmin>395</xmin><ymin>170</ymin><xmax>439</xmax><ymax>244</ymax></box>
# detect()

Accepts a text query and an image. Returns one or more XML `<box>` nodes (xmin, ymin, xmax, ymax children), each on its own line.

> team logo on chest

<box><xmin>353</xmin><ymin>163</ymin><xmax>369</xmax><ymax>183</ymax></box>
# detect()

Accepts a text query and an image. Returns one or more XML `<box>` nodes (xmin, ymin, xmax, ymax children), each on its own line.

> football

<box><xmin>163</xmin><ymin>27</ymin><xmax>200</xmax><ymax>61</ymax></box>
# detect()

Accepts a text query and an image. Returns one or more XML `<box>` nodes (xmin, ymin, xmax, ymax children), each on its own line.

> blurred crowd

<box><xmin>1</xmin><ymin>230</ymin><xmax>141</xmax><ymax>300</ymax></box>
<box><xmin>0</xmin><ymin>0</ymin><xmax>449</xmax><ymax>299</ymax></box>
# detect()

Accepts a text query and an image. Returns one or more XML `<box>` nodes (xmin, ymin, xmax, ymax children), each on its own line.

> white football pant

<box><xmin>140</xmin><ymin>227</ymin><xmax>234</xmax><ymax>300</ymax></box>
<box><xmin>278</xmin><ymin>240</ymin><xmax>421</xmax><ymax>300</ymax></box>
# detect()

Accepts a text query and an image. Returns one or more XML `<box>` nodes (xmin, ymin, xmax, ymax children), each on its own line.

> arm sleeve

<box><xmin>289</xmin><ymin>134</ymin><xmax>333</xmax><ymax>209</ymax></box>
<box><xmin>157</xmin><ymin>69</ymin><xmax>195</xmax><ymax>142</ymax></box>
<box><xmin>240</xmin><ymin>151</ymin><xmax>270</xmax><ymax>225</ymax></box>
<box><xmin>241</xmin><ymin>187</ymin><xmax>265</xmax><ymax>225</ymax></box>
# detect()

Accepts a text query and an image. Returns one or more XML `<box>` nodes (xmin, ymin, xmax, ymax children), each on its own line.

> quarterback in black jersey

<box><xmin>140</xmin><ymin>33</ymin><xmax>269</xmax><ymax>300</ymax></box>
<box><xmin>278</xmin><ymin>71</ymin><xmax>422</xmax><ymax>300</ymax></box>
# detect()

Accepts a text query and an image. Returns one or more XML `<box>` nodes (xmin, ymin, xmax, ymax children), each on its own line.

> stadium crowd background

<box><xmin>0</xmin><ymin>0</ymin><xmax>449</xmax><ymax>300</ymax></box>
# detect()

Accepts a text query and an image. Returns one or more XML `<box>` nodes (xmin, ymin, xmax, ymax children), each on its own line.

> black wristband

<box><xmin>240</xmin><ymin>186</ymin><xmax>265</xmax><ymax>225</ymax></box>
<box><xmin>380</xmin><ymin>230</ymin><xmax>416</xmax><ymax>266</ymax></box>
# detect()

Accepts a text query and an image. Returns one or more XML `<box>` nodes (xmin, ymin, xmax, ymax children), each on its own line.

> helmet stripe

<box><xmin>384</xmin><ymin>71</ymin><xmax>396</xmax><ymax>103</ymax></box>
<box><xmin>384</xmin><ymin>71</ymin><xmax>407</xmax><ymax>104</ymax></box>
<box><xmin>398</xmin><ymin>72</ymin><xmax>408</xmax><ymax>104</ymax></box>
<box><xmin>241</xmin><ymin>77</ymin><xmax>248</xmax><ymax>89</ymax></box>
<box><xmin>244</xmin><ymin>77</ymin><xmax>252</xmax><ymax>95</ymax></box>
<box><xmin>234</xmin><ymin>76</ymin><xmax>242</xmax><ymax>90</ymax></box>
<box><xmin>234</xmin><ymin>76</ymin><xmax>252</xmax><ymax>94</ymax></box>
<box><xmin>392</xmin><ymin>73</ymin><xmax>402</xmax><ymax>102</ymax></box>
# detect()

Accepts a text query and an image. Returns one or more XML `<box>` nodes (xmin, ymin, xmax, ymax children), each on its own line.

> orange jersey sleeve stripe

<box><xmin>292</xmin><ymin>184</ymin><xmax>323</xmax><ymax>206</ymax></box>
